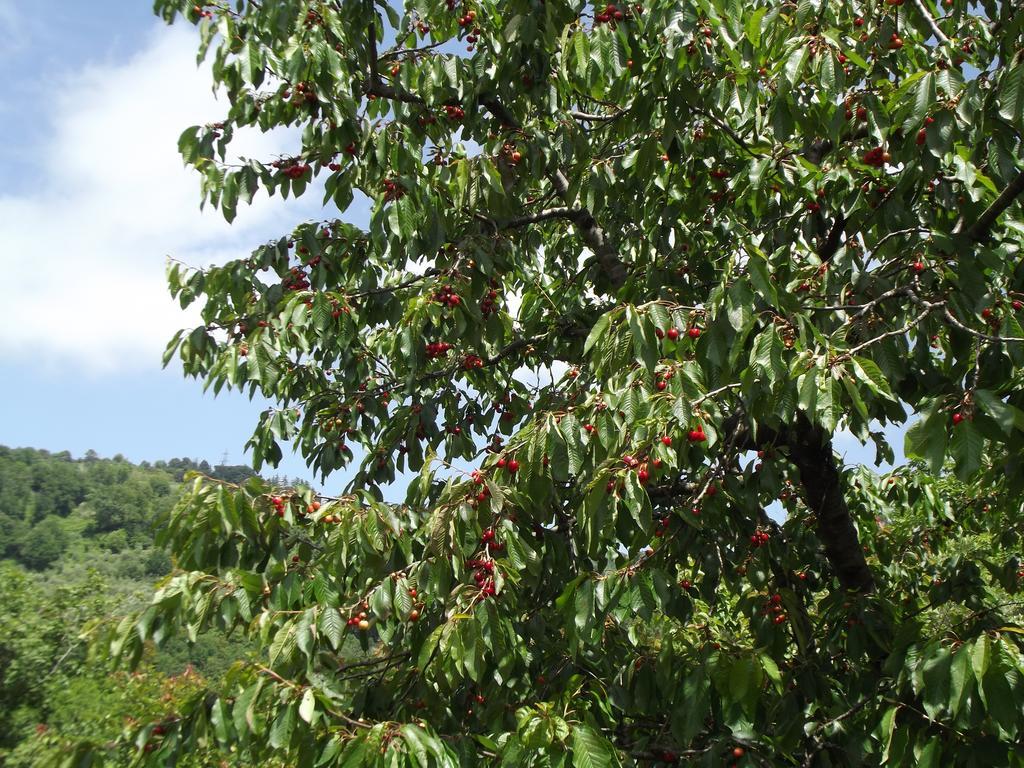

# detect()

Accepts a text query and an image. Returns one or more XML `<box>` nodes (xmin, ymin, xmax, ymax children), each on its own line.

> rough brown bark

<box><xmin>785</xmin><ymin>417</ymin><xmax>875</xmax><ymax>593</ymax></box>
<box><xmin>728</xmin><ymin>414</ymin><xmax>875</xmax><ymax>593</ymax></box>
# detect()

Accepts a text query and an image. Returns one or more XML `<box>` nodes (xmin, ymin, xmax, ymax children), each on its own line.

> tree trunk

<box><xmin>786</xmin><ymin>417</ymin><xmax>875</xmax><ymax>593</ymax></box>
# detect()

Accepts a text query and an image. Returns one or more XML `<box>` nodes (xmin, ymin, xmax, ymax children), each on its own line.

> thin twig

<box><xmin>910</xmin><ymin>0</ymin><xmax>951</xmax><ymax>44</ymax></box>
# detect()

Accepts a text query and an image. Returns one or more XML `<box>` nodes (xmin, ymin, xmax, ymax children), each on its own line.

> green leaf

<box><xmin>998</xmin><ymin>64</ymin><xmax>1024</xmax><ymax>130</ymax></box>
<box><xmin>949</xmin><ymin>646</ymin><xmax>971</xmax><ymax>718</ymax></box>
<box><xmin>851</xmin><ymin>357</ymin><xmax>895</xmax><ymax>401</ymax></box>
<box><xmin>584</xmin><ymin>313</ymin><xmax>611</xmax><ymax>356</ymax></box>
<box><xmin>571</xmin><ymin>724</ymin><xmax>615</xmax><ymax>768</ymax></box>
<box><xmin>575</xmin><ymin>578</ymin><xmax>595</xmax><ymax>632</ymax></box>
<box><xmin>318</xmin><ymin>608</ymin><xmax>343</xmax><ymax>650</ymax></box>
<box><xmin>299</xmin><ymin>688</ymin><xmax>317</xmax><ymax>724</ymax></box>
<box><xmin>972</xmin><ymin>635</ymin><xmax>991</xmax><ymax>681</ymax></box>
<box><xmin>905</xmin><ymin>407</ymin><xmax>949</xmax><ymax>474</ymax></box>
<box><xmin>950</xmin><ymin>419</ymin><xmax>984</xmax><ymax>480</ymax></box>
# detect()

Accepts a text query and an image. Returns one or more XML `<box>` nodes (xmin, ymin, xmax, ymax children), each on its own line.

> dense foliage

<box><xmin>61</xmin><ymin>0</ymin><xmax>1024</xmax><ymax>765</ymax></box>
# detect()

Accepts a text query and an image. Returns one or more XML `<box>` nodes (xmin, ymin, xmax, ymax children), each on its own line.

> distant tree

<box><xmin>0</xmin><ymin>461</ymin><xmax>32</xmax><ymax>519</ymax></box>
<box><xmin>86</xmin><ymin>481</ymin><xmax>152</xmax><ymax>536</ymax></box>
<box><xmin>29</xmin><ymin>462</ymin><xmax>86</xmax><ymax>520</ymax></box>
<box><xmin>0</xmin><ymin>514</ymin><xmax>27</xmax><ymax>560</ymax></box>
<box><xmin>211</xmin><ymin>463</ymin><xmax>257</xmax><ymax>484</ymax></box>
<box><xmin>18</xmin><ymin>517</ymin><xmax>67</xmax><ymax>571</ymax></box>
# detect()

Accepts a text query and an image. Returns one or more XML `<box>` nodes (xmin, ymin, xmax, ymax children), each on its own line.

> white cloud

<box><xmin>0</xmin><ymin>23</ymin><xmax>321</xmax><ymax>371</ymax></box>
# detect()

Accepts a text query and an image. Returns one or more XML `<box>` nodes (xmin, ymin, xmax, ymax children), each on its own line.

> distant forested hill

<box><xmin>0</xmin><ymin>445</ymin><xmax>259</xmax><ymax>571</ymax></box>
<box><xmin>0</xmin><ymin>446</ymin><xmax>276</xmax><ymax>767</ymax></box>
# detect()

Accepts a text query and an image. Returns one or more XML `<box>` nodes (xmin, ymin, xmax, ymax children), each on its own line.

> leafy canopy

<box><xmin>88</xmin><ymin>0</ymin><xmax>1024</xmax><ymax>766</ymax></box>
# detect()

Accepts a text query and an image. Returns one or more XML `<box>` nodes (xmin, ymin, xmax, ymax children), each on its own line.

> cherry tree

<box><xmin>89</xmin><ymin>0</ymin><xmax>1024</xmax><ymax>765</ymax></box>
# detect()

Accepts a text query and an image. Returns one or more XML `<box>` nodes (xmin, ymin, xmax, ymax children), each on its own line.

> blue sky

<box><xmin>0</xmin><ymin>2</ymin><xmax>323</xmax><ymax>481</ymax></box>
<box><xmin>0</xmin><ymin>1</ymin><xmax>904</xmax><ymax>490</ymax></box>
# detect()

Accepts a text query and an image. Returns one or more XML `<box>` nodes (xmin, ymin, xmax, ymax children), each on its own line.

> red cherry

<box><xmin>687</xmin><ymin>327</ymin><xmax>701</xmax><ymax>339</ymax></box>
<box><xmin>952</xmin><ymin>412</ymin><xmax>964</xmax><ymax>425</ymax></box>
<box><xmin>496</xmin><ymin>457</ymin><xmax>507</xmax><ymax>468</ymax></box>
<box><xmin>854</xmin><ymin>16</ymin><xmax>864</xmax><ymax>26</ymax></box>
<box><xmin>1013</xmin><ymin>300</ymin><xmax>1023</xmax><ymax>311</ymax></box>
<box><xmin>638</xmin><ymin>468</ymin><xmax>650</xmax><ymax>483</ymax></box>
<box><xmin>661</xmin><ymin>435</ymin><xmax>672</xmax><ymax>446</ymax></box>
<box><xmin>506</xmin><ymin>459</ymin><xmax>519</xmax><ymax>473</ymax></box>
<box><xmin>656</xmin><ymin>380</ymin><xmax>667</xmax><ymax>391</ymax></box>
<box><xmin>912</xmin><ymin>261</ymin><xmax>925</xmax><ymax>273</ymax></box>
<box><xmin>733</xmin><ymin>747</ymin><xmax>746</xmax><ymax>758</ymax></box>
<box><xmin>666</xmin><ymin>328</ymin><xmax>680</xmax><ymax>340</ymax></box>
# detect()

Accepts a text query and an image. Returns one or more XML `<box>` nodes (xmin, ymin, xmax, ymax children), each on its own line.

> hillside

<box><xmin>0</xmin><ymin>446</ymin><xmax>267</xmax><ymax>766</ymax></box>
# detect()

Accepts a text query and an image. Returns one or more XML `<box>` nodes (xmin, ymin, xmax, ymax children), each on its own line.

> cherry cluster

<box><xmin>861</xmin><ymin>146</ymin><xmax>891</xmax><ymax>167</ymax></box>
<box><xmin>275</xmin><ymin>159</ymin><xmax>311</xmax><ymax>180</ymax></box>
<box><xmin>622</xmin><ymin>454</ymin><xmax>654</xmax><ymax>484</ymax></box>
<box><xmin>595</xmin><ymin>3</ymin><xmax>638</xmax><ymax>25</ymax></box>
<box><xmin>444</xmin><ymin>105</ymin><xmax>466</xmax><ymax>120</ymax></box>
<box><xmin>345</xmin><ymin>610</ymin><xmax>371</xmax><ymax>630</ymax></box>
<box><xmin>760</xmin><ymin>592</ymin><xmax>788</xmax><ymax>625</ymax></box>
<box><xmin>284</xmin><ymin>266</ymin><xmax>309</xmax><ymax>291</ymax></box>
<box><xmin>687</xmin><ymin>427</ymin><xmax>708</xmax><ymax>443</ymax></box>
<box><xmin>329</xmin><ymin>297</ymin><xmax>351</xmax><ymax>319</ymax></box>
<box><xmin>480</xmin><ymin>286</ymin><xmax>501</xmax><ymax>317</ymax></box>
<box><xmin>492</xmin><ymin>392</ymin><xmax>519</xmax><ymax>425</ymax></box>
<box><xmin>285</xmin><ymin>80</ymin><xmax>318</xmax><ymax>105</ymax></box>
<box><xmin>467</xmin><ymin>552</ymin><xmax>498</xmax><ymax>597</ymax></box>
<box><xmin>501</xmin><ymin>143</ymin><xmax>522</xmax><ymax>165</ymax></box>
<box><xmin>915</xmin><ymin>116</ymin><xmax>936</xmax><ymax>145</ymax></box>
<box><xmin>749</xmin><ymin>528</ymin><xmax>771</xmax><ymax>548</ymax></box>
<box><xmin>425</xmin><ymin>341</ymin><xmax>453</xmax><ymax>359</ymax></box>
<box><xmin>270</xmin><ymin>495</ymin><xmax>286</xmax><ymax>517</ymax></box>
<box><xmin>466</xmin><ymin>478</ymin><xmax>492</xmax><ymax>506</ymax></box>
<box><xmin>843</xmin><ymin>95</ymin><xmax>868</xmax><ymax>122</ymax></box>
<box><xmin>431</xmin><ymin>283</ymin><xmax>462</xmax><ymax>307</ymax></box>
<box><xmin>495</xmin><ymin>456</ymin><xmax>520</xmax><ymax>473</ymax></box>
<box><xmin>190</xmin><ymin>4</ymin><xmax>213</xmax><ymax>19</ymax></box>
<box><xmin>382</xmin><ymin>178</ymin><xmax>406</xmax><ymax>202</ymax></box>
<box><xmin>462</xmin><ymin>354</ymin><xmax>484</xmax><ymax>370</ymax></box>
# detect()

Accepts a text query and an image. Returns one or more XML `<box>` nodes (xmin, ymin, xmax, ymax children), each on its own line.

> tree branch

<box><xmin>729</xmin><ymin>414</ymin><xmax>875</xmax><ymax>593</ymax></box>
<box><xmin>480</xmin><ymin>97</ymin><xmax>629</xmax><ymax>292</ymax></box>
<box><xmin>501</xmin><ymin>207</ymin><xmax>581</xmax><ymax>228</ymax></box>
<box><xmin>964</xmin><ymin>168</ymin><xmax>1024</xmax><ymax>242</ymax></box>
<box><xmin>910</xmin><ymin>0</ymin><xmax>951</xmax><ymax>45</ymax></box>
<box><xmin>786</xmin><ymin>417</ymin><xmax>875</xmax><ymax>593</ymax></box>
